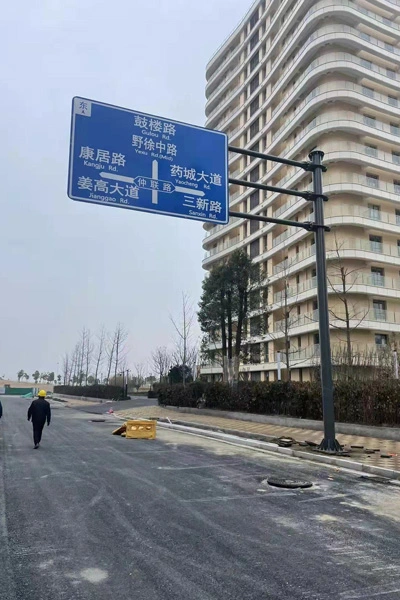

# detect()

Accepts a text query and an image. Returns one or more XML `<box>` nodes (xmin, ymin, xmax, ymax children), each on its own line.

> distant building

<box><xmin>201</xmin><ymin>0</ymin><xmax>400</xmax><ymax>381</ymax></box>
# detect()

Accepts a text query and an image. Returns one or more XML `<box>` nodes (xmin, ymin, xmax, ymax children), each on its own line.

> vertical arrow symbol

<box><xmin>152</xmin><ymin>160</ymin><xmax>159</xmax><ymax>205</ymax></box>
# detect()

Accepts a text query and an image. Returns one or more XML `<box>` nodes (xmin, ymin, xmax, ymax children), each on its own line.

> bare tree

<box><xmin>62</xmin><ymin>353</ymin><xmax>70</xmax><ymax>385</ymax></box>
<box><xmin>132</xmin><ymin>363</ymin><xmax>146</xmax><ymax>391</ymax></box>
<box><xmin>112</xmin><ymin>323</ymin><xmax>128</xmax><ymax>384</ymax></box>
<box><xmin>105</xmin><ymin>332</ymin><xmax>116</xmax><ymax>384</ymax></box>
<box><xmin>93</xmin><ymin>326</ymin><xmax>106</xmax><ymax>384</ymax></box>
<box><xmin>151</xmin><ymin>346</ymin><xmax>172</xmax><ymax>383</ymax></box>
<box><xmin>70</xmin><ymin>342</ymin><xmax>80</xmax><ymax>385</ymax></box>
<box><xmin>170</xmin><ymin>293</ymin><xmax>197</xmax><ymax>386</ymax></box>
<box><xmin>327</xmin><ymin>235</ymin><xmax>369</xmax><ymax>366</ymax></box>
<box><xmin>269</xmin><ymin>261</ymin><xmax>317</xmax><ymax>380</ymax></box>
<box><xmin>84</xmin><ymin>329</ymin><xmax>93</xmax><ymax>385</ymax></box>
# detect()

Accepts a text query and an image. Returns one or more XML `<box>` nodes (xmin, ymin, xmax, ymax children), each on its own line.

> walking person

<box><xmin>27</xmin><ymin>390</ymin><xmax>51</xmax><ymax>449</ymax></box>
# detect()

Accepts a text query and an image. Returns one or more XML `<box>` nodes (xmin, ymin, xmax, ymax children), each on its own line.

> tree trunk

<box><xmin>234</xmin><ymin>289</ymin><xmax>247</xmax><ymax>382</ymax></box>
<box><xmin>220</xmin><ymin>290</ymin><xmax>228</xmax><ymax>383</ymax></box>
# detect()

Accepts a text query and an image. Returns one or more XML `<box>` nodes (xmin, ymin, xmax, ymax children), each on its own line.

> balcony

<box><xmin>203</xmin><ymin>236</ymin><xmax>241</xmax><ymax>261</ymax></box>
<box><xmin>269</xmin><ymin>110</ymin><xmax>400</xmax><ymax>162</ymax></box>
<box><xmin>272</xmin><ymin>78</ymin><xmax>400</xmax><ymax>144</ymax></box>
<box><xmin>273</xmin><ymin>49</ymin><xmax>400</xmax><ymax>122</ymax></box>
<box><xmin>274</xmin><ymin>276</ymin><xmax>317</xmax><ymax>303</ymax></box>
<box><xmin>274</xmin><ymin>310</ymin><xmax>319</xmax><ymax>333</ymax></box>
<box><xmin>273</xmin><ymin>245</ymin><xmax>316</xmax><ymax>275</ymax></box>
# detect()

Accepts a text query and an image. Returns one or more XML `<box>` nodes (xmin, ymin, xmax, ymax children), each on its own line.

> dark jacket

<box><xmin>27</xmin><ymin>398</ymin><xmax>51</xmax><ymax>426</ymax></box>
<box><xmin>0</xmin><ymin>400</ymin><xmax>2</xmax><ymax>419</ymax></box>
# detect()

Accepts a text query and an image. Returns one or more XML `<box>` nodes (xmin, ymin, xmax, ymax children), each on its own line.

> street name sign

<box><xmin>68</xmin><ymin>97</ymin><xmax>229</xmax><ymax>224</ymax></box>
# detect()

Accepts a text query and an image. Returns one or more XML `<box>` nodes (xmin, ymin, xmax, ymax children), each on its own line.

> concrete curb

<box><xmin>156</xmin><ymin>421</ymin><xmax>400</xmax><ymax>483</ymax></box>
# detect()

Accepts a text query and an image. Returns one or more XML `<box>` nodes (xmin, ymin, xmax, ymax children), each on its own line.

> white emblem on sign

<box><xmin>74</xmin><ymin>98</ymin><xmax>92</xmax><ymax>117</ymax></box>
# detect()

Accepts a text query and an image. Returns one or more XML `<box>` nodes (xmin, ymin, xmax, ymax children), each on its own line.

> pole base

<box><xmin>317</xmin><ymin>438</ymin><xmax>342</xmax><ymax>453</ymax></box>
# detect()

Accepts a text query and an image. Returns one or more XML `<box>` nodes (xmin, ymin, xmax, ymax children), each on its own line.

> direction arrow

<box><xmin>99</xmin><ymin>172</ymin><xmax>205</xmax><ymax>197</ymax></box>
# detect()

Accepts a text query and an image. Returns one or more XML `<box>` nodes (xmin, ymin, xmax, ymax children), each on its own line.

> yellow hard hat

<box><xmin>38</xmin><ymin>390</ymin><xmax>47</xmax><ymax>397</ymax></box>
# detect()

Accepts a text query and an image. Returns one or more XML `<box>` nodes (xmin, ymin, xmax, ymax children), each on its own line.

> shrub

<box><xmin>54</xmin><ymin>385</ymin><xmax>124</xmax><ymax>400</ymax></box>
<box><xmin>155</xmin><ymin>380</ymin><xmax>400</xmax><ymax>426</ymax></box>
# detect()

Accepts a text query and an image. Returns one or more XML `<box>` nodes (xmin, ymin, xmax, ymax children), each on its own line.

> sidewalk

<box><xmin>114</xmin><ymin>405</ymin><xmax>400</xmax><ymax>474</ymax></box>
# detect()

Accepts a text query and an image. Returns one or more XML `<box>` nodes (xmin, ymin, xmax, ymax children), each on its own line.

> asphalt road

<box><xmin>1</xmin><ymin>396</ymin><xmax>400</xmax><ymax>600</ymax></box>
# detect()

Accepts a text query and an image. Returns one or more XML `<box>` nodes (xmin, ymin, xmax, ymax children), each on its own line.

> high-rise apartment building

<box><xmin>201</xmin><ymin>0</ymin><xmax>400</xmax><ymax>382</ymax></box>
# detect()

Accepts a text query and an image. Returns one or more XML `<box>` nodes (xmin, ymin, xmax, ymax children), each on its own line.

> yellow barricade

<box><xmin>125</xmin><ymin>420</ymin><xmax>157</xmax><ymax>440</ymax></box>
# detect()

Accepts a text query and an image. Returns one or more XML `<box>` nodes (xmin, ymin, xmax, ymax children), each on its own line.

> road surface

<box><xmin>1</xmin><ymin>396</ymin><xmax>400</xmax><ymax>600</ymax></box>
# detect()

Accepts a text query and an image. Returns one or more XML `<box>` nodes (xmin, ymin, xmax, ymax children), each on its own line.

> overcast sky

<box><xmin>0</xmin><ymin>0</ymin><xmax>249</xmax><ymax>380</ymax></box>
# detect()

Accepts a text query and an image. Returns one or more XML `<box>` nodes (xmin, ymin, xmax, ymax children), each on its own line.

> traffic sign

<box><xmin>68</xmin><ymin>98</ymin><xmax>229</xmax><ymax>224</ymax></box>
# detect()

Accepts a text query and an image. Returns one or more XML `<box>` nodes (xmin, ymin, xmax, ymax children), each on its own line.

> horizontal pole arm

<box><xmin>228</xmin><ymin>145</ymin><xmax>327</xmax><ymax>172</ymax></box>
<box><xmin>228</xmin><ymin>210</ymin><xmax>331</xmax><ymax>232</ymax></box>
<box><xmin>229</xmin><ymin>178</ymin><xmax>328</xmax><ymax>201</ymax></box>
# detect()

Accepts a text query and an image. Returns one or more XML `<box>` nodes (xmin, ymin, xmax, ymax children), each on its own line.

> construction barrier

<box><xmin>112</xmin><ymin>420</ymin><xmax>157</xmax><ymax>440</ymax></box>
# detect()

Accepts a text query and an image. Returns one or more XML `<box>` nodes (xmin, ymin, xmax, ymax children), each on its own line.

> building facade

<box><xmin>201</xmin><ymin>0</ymin><xmax>400</xmax><ymax>382</ymax></box>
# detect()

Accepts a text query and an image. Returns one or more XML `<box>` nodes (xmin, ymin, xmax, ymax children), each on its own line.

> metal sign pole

<box><xmin>309</xmin><ymin>151</ymin><xmax>340</xmax><ymax>452</ymax></box>
<box><xmin>227</xmin><ymin>147</ymin><xmax>340</xmax><ymax>452</ymax></box>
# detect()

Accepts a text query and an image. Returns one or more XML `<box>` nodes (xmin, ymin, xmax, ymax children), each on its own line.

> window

<box><xmin>264</xmin><ymin>342</ymin><xmax>269</xmax><ymax>363</ymax></box>
<box><xmin>250</xmin><ymin>191</ymin><xmax>258</xmax><ymax>210</ymax></box>
<box><xmin>395</xmin><ymin>180</ymin><xmax>400</xmax><ymax>194</ymax></box>
<box><xmin>361</xmin><ymin>59</ymin><xmax>372</xmax><ymax>69</ymax></box>
<box><xmin>250</xmin><ymin>219</ymin><xmax>259</xmax><ymax>234</ymax></box>
<box><xmin>250</xmin><ymin>317</ymin><xmax>261</xmax><ymax>336</ymax></box>
<box><xmin>314</xmin><ymin>333</ymin><xmax>320</xmax><ymax>345</ymax></box>
<box><xmin>250</xmin><ymin>74</ymin><xmax>259</xmax><ymax>94</ymax></box>
<box><xmin>297</xmin><ymin>336</ymin><xmax>302</xmax><ymax>348</ymax></box>
<box><xmin>364</xmin><ymin>115</ymin><xmax>376</xmax><ymax>128</ymax></box>
<box><xmin>250</xmin><ymin>141</ymin><xmax>259</xmax><ymax>153</ymax></box>
<box><xmin>250</xmin><ymin>165</ymin><xmax>259</xmax><ymax>182</ymax></box>
<box><xmin>250</xmin><ymin>96</ymin><xmax>259</xmax><ymax>116</ymax></box>
<box><xmin>362</xmin><ymin>86</ymin><xmax>374</xmax><ymax>98</ymax></box>
<box><xmin>250</xmin><ymin>118</ymin><xmax>259</xmax><ymax>138</ymax></box>
<box><xmin>389</xmin><ymin>95</ymin><xmax>398</xmax><ymax>107</ymax></box>
<box><xmin>387</xmin><ymin>68</ymin><xmax>396</xmax><ymax>79</ymax></box>
<box><xmin>373</xmin><ymin>300</ymin><xmax>387</xmax><ymax>321</ymax></box>
<box><xmin>365</xmin><ymin>145</ymin><xmax>378</xmax><ymax>157</ymax></box>
<box><xmin>371</xmin><ymin>266</ymin><xmax>385</xmax><ymax>286</ymax></box>
<box><xmin>250</xmin><ymin>32</ymin><xmax>259</xmax><ymax>51</ymax></box>
<box><xmin>250</xmin><ymin>239</ymin><xmax>260</xmax><ymax>258</ymax></box>
<box><xmin>360</xmin><ymin>32</ymin><xmax>370</xmax><ymax>42</ymax></box>
<box><xmin>397</xmin><ymin>240</ymin><xmax>400</xmax><ymax>255</ymax></box>
<box><xmin>392</xmin><ymin>151</ymin><xmax>400</xmax><ymax>164</ymax></box>
<box><xmin>368</xmin><ymin>204</ymin><xmax>381</xmax><ymax>220</ymax></box>
<box><xmin>251</xmin><ymin>371</ymin><xmax>261</xmax><ymax>381</ymax></box>
<box><xmin>375</xmin><ymin>333</ymin><xmax>388</xmax><ymax>347</ymax></box>
<box><xmin>366</xmin><ymin>173</ymin><xmax>379</xmax><ymax>188</ymax></box>
<box><xmin>385</xmin><ymin>42</ymin><xmax>394</xmax><ymax>53</ymax></box>
<box><xmin>391</xmin><ymin>123</ymin><xmax>400</xmax><ymax>136</ymax></box>
<box><xmin>249</xmin><ymin>11</ymin><xmax>258</xmax><ymax>30</ymax></box>
<box><xmin>369</xmin><ymin>235</ymin><xmax>382</xmax><ymax>252</ymax></box>
<box><xmin>250</xmin><ymin>52</ymin><xmax>259</xmax><ymax>72</ymax></box>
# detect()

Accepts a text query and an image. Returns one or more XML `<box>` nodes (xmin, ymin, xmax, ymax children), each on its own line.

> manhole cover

<box><xmin>266</xmin><ymin>478</ymin><xmax>313</xmax><ymax>489</ymax></box>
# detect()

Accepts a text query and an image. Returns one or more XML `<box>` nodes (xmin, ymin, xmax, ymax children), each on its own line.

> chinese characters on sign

<box><xmin>68</xmin><ymin>98</ymin><xmax>228</xmax><ymax>224</ymax></box>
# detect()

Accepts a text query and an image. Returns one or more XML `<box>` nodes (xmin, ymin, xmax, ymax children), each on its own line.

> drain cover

<box><xmin>267</xmin><ymin>478</ymin><xmax>313</xmax><ymax>489</ymax></box>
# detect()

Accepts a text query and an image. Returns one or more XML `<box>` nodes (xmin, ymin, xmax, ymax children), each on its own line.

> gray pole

<box><xmin>309</xmin><ymin>150</ymin><xmax>340</xmax><ymax>452</ymax></box>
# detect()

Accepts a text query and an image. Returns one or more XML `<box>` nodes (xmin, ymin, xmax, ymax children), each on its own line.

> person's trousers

<box><xmin>32</xmin><ymin>423</ymin><xmax>44</xmax><ymax>445</ymax></box>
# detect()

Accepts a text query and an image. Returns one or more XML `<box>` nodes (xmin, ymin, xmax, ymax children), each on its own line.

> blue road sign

<box><xmin>68</xmin><ymin>98</ymin><xmax>229</xmax><ymax>224</ymax></box>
